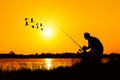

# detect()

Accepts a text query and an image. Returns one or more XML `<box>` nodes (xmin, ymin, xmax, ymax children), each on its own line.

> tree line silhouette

<box><xmin>0</xmin><ymin>52</ymin><xmax>120</xmax><ymax>58</ymax></box>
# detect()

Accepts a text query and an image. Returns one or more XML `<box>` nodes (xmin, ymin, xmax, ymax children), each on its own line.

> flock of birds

<box><xmin>25</xmin><ymin>18</ymin><xmax>43</xmax><ymax>30</ymax></box>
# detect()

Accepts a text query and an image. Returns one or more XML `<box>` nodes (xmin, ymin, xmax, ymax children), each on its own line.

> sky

<box><xmin>0</xmin><ymin>0</ymin><xmax>120</xmax><ymax>54</ymax></box>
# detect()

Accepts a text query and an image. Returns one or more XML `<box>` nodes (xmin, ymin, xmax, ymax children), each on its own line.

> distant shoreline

<box><xmin>0</xmin><ymin>53</ymin><xmax>120</xmax><ymax>58</ymax></box>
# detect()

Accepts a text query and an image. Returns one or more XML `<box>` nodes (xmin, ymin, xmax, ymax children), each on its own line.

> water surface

<box><xmin>0</xmin><ymin>58</ymin><xmax>81</xmax><ymax>71</ymax></box>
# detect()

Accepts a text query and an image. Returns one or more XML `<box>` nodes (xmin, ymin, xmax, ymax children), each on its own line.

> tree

<box><xmin>9</xmin><ymin>51</ymin><xmax>15</xmax><ymax>55</ymax></box>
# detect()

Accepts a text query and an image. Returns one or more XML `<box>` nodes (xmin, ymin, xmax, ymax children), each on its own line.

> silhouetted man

<box><xmin>83</xmin><ymin>32</ymin><xmax>103</xmax><ymax>56</ymax></box>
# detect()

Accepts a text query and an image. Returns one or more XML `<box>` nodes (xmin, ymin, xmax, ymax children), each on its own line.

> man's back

<box><xmin>88</xmin><ymin>36</ymin><xmax>103</xmax><ymax>55</ymax></box>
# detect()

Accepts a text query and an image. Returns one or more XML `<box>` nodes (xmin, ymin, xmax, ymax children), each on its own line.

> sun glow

<box><xmin>44</xmin><ymin>28</ymin><xmax>52</xmax><ymax>37</ymax></box>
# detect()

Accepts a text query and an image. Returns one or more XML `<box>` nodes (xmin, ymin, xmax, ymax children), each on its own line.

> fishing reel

<box><xmin>77</xmin><ymin>46</ymin><xmax>87</xmax><ymax>53</ymax></box>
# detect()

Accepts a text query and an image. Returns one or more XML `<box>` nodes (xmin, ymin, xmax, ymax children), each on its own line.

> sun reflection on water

<box><xmin>45</xmin><ymin>58</ymin><xmax>52</xmax><ymax>70</ymax></box>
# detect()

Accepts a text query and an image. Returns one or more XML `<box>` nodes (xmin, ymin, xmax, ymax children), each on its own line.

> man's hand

<box><xmin>82</xmin><ymin>46</ymin><xmax>87</xmax><ymax>52</ymax></box>
<box><xmin>79</xmin><ymin>49</ymin><xmax>82</xmax><ymax>51</ymax></box>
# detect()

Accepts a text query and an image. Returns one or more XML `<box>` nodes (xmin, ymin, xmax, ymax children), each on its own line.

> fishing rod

<box><xmin>58</xmin><ymin>26</ymin><xmax>83</xmax><ymax>52</ymax></box>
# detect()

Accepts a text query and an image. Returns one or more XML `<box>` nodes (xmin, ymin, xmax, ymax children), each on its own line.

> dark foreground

<box><xmin>0</xmin><ymin>56</ymin><xmax>120</xmax><ymax>80</ymax></box>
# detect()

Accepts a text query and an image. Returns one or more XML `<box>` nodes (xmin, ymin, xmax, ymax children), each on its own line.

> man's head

<box><xmin>84</xmin><ymin>32</ymin><xmax>90</xmax><ymax>40</ymax></box>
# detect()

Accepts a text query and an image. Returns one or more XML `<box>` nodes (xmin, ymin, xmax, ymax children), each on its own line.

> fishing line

<box><xmin>58</xmin><ymin>26</ymin><xmax>83</xmax><ymax>52</ymax></box>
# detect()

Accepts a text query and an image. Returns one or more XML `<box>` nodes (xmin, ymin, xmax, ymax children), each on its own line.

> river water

<box><xmin>0</xmin><ymin>58</ymin><xmax>82</xmax><ymax>71</ymax></box>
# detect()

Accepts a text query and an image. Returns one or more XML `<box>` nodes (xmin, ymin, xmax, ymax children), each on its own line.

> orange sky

<box><xmin>0</xmin><ymin>0</ymin><xmax>120</xmax><ymax>54</ymax></box>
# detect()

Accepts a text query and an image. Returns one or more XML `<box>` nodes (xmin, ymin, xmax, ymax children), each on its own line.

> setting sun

<box><xmin>44</xmin><ymin>28</ymin><xmax>52</xmax><ymax>37</ymax></box>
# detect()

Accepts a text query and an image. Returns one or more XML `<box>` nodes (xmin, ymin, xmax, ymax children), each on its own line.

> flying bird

<box><xmin>32</xmin><ymin>25</ymin><xmax>34</xmax><ymax>28</ymax></box>
<box><xmin>40</xmin><ymin>23</ymin><xmax>42</xmax><ymax>26</ymax></box>
<box><xmin>25</xmin><ymin>18</ymin><xmax>28</xmax><ymax>21</ymax></box>
<box><xmin>41</xmin><ymin>28</ymin><xmax>43</xmax><ymax>30</ymax></box>
<box><xmin>31</xmin><ymin>18</ymin><xmax>33</xmax><ymax>23</ymax></box>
